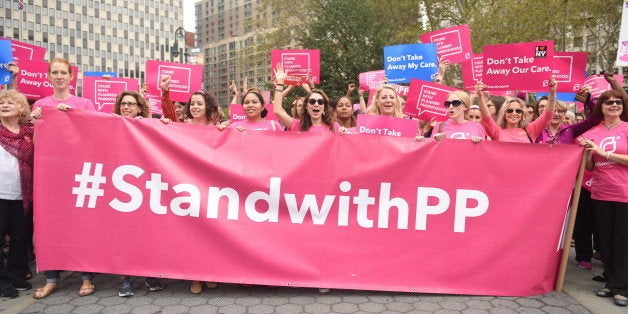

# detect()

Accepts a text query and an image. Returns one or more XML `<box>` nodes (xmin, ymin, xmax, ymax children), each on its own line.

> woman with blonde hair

<box><xmin>366</xmin><ymin>85</ymin><xmax>405</xmax><ymax>118</ymax></box>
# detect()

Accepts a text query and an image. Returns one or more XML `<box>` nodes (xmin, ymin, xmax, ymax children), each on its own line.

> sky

<box><xmin>183</xmin><ymin>0</ymin><xmax>198</xmax><ymax>32</ymax></box>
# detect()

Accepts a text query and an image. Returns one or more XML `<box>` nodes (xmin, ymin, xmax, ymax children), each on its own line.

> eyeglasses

<box><xmin>603</xmin><ymin>100</ymin><xmax>623</xmax><ymax>106</ymax></box>
<box><xmin>307</xmin><ymin>99</ymin><xmax>326</xmax><ymax>105</ymax></box>
<box><xmin>506</xmin><ymin>109</ymin><xmax>523</xmax><ymax>114</ymax></box>
<box><xmin>120</xmin><ymin>102</ymin><xmax>138</xmax><ymax>107</ymax></box>
<box><xmin>444</xmin><ymin>100</ymin><xmax>464</xmax><ymax>107</ymax></box>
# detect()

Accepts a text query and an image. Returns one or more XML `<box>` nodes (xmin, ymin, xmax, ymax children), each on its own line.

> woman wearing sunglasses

<box><xmin>416</xmin><ymin>91</ymin><xmax>486</xmax><ymax>142</ymax></box>
<box><xmin>476</xmin><ymin>76</ymin><xmax>556</xmax><ymax>142</ymax></box>
<box><xmin>577</xmin><ymin>89</ymin><xmax>628</xmax><ymax>307</ymax></box>
<box><xmin>272</xmin><ymin>64</ymin><xmax>333</xmax><ymax>132</ymax></box>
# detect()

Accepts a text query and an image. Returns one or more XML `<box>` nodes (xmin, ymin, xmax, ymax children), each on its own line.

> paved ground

<box><xmin>0</xmin><ymin>249</ymin><xmax>624</xmax><ymax>314</ymax></box>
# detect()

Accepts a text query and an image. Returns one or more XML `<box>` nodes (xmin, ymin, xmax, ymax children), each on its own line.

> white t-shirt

<box><xmin>0</xmin><ymin>145</ymin><xmax>21</xmax><ymax>200</ymax></box>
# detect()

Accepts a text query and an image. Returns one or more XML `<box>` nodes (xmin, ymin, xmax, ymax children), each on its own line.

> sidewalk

<box><xmin>0</xmin><ymin>249</ymin><xmax>622</xmax><ymax>314</ymax></box>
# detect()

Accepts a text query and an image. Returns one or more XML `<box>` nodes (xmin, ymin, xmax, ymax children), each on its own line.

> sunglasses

<box><xmin>506</xmin><ymin>109</ymin><xmax>523</xmax><ymax>114</ymax></box>
<box><xmin>307</xmin><ymin>99</ymin><xmax>326</xmax><ymax>105</ymax></box>
<box><xmin>444</xmin><ymin>100</ymin><xmax>464</xmax><ymax>107</ymax></box>
<box><xmin>603</xmin><ymin>100</ymin><xmax>623</xmax><ymax>106</ymax></box>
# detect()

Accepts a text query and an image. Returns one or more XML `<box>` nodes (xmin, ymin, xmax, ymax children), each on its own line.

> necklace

<box><xmin>604</xmin><ymin>120</ymin><xmax>621</xmax><ymax>130</ymax></box>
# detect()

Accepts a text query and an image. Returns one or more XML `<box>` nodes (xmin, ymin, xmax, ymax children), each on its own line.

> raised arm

<box><xmin>357</xmin><ymin>89</ymin><xmax>367</xmax><ymax>112</ymax></box>
<box><xmin>160</xmin><ymin>75</ymin><xmax>178</xmax><ymax>122</ymax></box>
<box><xmin>475</xmin><ymin>82</ymin><xmax>500</xmax><ymax>140</ymax></box>
<box><xmin>272</xmin><ymin>63</ymin><xmax>295</xmax><ymax>128</ymax></box>
<box><xmin>6</xmin><ymin>62</ymin><xmax>19</xmax><ymax>91</ymax></box>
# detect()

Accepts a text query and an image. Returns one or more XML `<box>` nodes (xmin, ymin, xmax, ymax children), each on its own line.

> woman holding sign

<box><xmin>30</xmin><ymin>58</ymin><xmax>96</xmax><ymax>119</ymax></box>
<box><xmin>578</xmin><ymin>89</ymin><xmax>628</xmax><ymax>307</ymax></box>
<box><xmin>476</xmin><ymin>77</ymin><xmax>556</xmax><ymax>143</ymax></box>
<box><xmin>273</xmin><ymin>64</ymin><xmax>333</xmax><ymax>132</ymax></box>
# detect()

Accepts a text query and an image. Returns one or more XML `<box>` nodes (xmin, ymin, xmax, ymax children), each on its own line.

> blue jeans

<box><xmin>44</xmin><ymin>271</ymin><xmax>93</xmax><ymax>284</ymax></box>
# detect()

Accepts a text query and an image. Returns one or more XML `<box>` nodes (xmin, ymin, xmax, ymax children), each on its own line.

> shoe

<box><xmin>118</xmin><ymin>279</ymin><xmax>133</xmax><ymax>297</ymax></box>
<box><xmin>0</xmin><ymin>287</ymin><xmax>18</xmax><ymax>298</ymax></box>
<box><xmin>13</xmin><ymin>281</ymin><xmax>32</xmax><ymax>291</ymax></box>
<box><xmin>596</xmin><ymin>288</ymin><xmax>613</xmax><ymax>297</ymax></box>
<box><xmin>145</xmin><ymin>278</ymin><xmax>163</xmax><ymax>291</ymax></box>
<box><xmin>593</xmin><ymin>251</ymin><xmax>602</xmax><ymax>260</ymax></box>
<box><xmin>578</xmin><ymin>261</ymin><xmax>592</xmax><ymax>269</ymax></box>
<box><xmin>33</xmin><ymin>284</ymin><xmax>59</xmax><ymax>299</ymax></box>
<box><xmin>318</xmin><ymin>288</ymin><xmax>330</xmax><ymax>293</ymax></box>
<box><xmin>592</xmin><ymin>275</ymin><xmax>606</xmax><ymax>282</ymax></box>
<box><xmin>79</xmin><ymin>284</ymin><xmax>95</xmax><ymax>297</ymax></box>
<box><xmin>614</xmin><ymin>295</ymin><xmax>628</xmax><ymax>307</ymax></box>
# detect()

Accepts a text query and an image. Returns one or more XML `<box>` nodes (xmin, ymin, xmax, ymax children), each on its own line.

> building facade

<box><xmin>0</xmin><ymin>0</ymin><xmax>184</xmax><ymax>89</ymax></box>
<box><xmin>195</xmin><ymin>0</ymin><xmax>274</xmax><ymax>107</ymax></box>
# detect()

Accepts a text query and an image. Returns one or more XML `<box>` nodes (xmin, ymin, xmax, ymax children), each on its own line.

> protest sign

<box><xmin>1</xmin><ymin>37</ymin><xmax>46</xmax><ymax>64</ymax></box>
<box><xmin>482</xmin><ymin>40</ymin><xmax>554</xmax><ymax>91</ymax></box>
<box><xmin>420</xmin><ymin>24</ymin><xmax>473</xmax><ymax>64</ymax></box>
<box><xmin>271</xmin><ymin>50</ymin><xmax>320</xmax><ymax>85</ymax></box>
<box><xmin>145</xmin><ymin>60</ymin><xmax>203</xmax><ymax>102</ymax></box>
<box><xmin>82</xmin><ymin>77</ymin><xmax>139</xmax><ymax>113</ymax></box>
<box><xmin>34</xmin><ymin>108</ymin><xmax>581</xmax><ymax>296</ymax></box>
<box><xmin>84</xmin><ymin>72</ymin><xmax>119</xmax><ymax>77</ymax></box>
<box><xmin>461</xmin><ymin>54</ymin><xmax>483</xmax><ymax>90</ymax></box>
<box><xmin>616</xmin><ymin>2</ymin><xmax>628</xmax><ymax>66</ymax></box>
<box><xmin>356</xmin><ymin>114</ymin><xmax>419</xmax><ymax>138</ymax></box>
<box><xmin>359</xmin><ymin>70</ymin><xmax>386</xmax><ymax>91</ymax></box>
<box><xmin>16</xmin><ymin>60</ymin><xmax>78</xmax><ymax>100</ymax></box>
<box><xmin>384</xmin><ymin>43</ymin><xmax>439</xmax><ymax>83</ymax></box>
<box><xmin>0</xmin><ymin>40</ymin><xmax>13</xmax><ymax>85</ymax></box>
<box><xmin>583</xmin><ymin>74</ymin><xmax>624</xmax><ymax>99</ymax></box>
<box><xmin>552</xmin><ymin>52</ymin><xmax>587</xmax><ymax>93</ymax></box>
<box><xmin>404</xmin><ymin>79</ymin><xmax>457</xmax><ymax>121</ymax></box>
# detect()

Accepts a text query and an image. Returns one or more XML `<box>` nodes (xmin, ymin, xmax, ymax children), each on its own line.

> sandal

<box><xmin>79</xmin><ymin>284</ymin><xmax>95</xmax><ymax>297</ymax></box>
<box><xmin>33</xmin><ymin>284</ymin><xmax>59</xmax><ymax>299</ymax></box>
<box><xmin>205</xmin><ymin>282</ymin><xmax>218</xmax><ymax>289</ymax></box>
<box><xmin>190</xmin><ymin>281</ymin><xmax>202</xmax><ymax>294</ymax></box>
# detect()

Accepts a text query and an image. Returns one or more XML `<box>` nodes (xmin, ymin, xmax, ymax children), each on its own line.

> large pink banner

<box><xmin>355</xmin><ymin>114</ymin><xmax>419</xmax><ymax>138</ymax></box>
<box><xmin>271</xmin><ymin>50</ymin><xmax>321</xmax><ymax>85</ymax></box>
<box><xmin>404</xmin><ymin>79</ymin><xmax>457</xmax><ymax>121</ymax></box>
<box><xmin>420</xmin><ymin>24</ymin><xmax>473</xmax><ymax>64</ymax></box>
<box><xmin>145</xmin><ymin>60</ymin><xmax>203</xmax><ymax>103</ymax></box>
<box><xmin>552</xmin><ymin>52</ymin><xmax>587</xmax><ymax>93</ymax></box>
<box><xmin>82</xmin><ymin>77</ymin><xmax>139</xmax><ymax>114</ymax></box>
<box><xmin>482</xmin><ymin>41</ymin><xmax>554</xmax><ymax>91</ymax></box>
<box><xmin>34</xmin><ymin>108</ymin><xmax>582</xmax><ymax>296</ymax></box>
<box><xmin>17</xmin><ymin>61</ymin><xmax>78</xmax><ymax>100</ymax></box>
<box><xmin>1</xmin><ymin>37</ymin><xmax>46</xmax><ymax>63</ymax></box>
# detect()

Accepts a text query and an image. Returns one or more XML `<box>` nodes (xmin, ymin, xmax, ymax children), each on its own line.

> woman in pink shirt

<box><xmin>272</xmin><ymin>64</ymin><xmax>333</xmax><ymax>133</ymax></box>
<box><xmin>30</xmin><ymin>58</ymin><xmax>96</xmax><ymax>119</ymax></box>
<box><xmin>229</xmin><ymin>89</ymin><xmax>282</xmax><ymax>131</ymax></box>
<box><xmin>476</xmin><ymin>77</ymin><xmax>556</xmax><ymax>143</ymax></box>
<box><xmin>578</xmin><ymin>90</ymin><xmax>628</xmax><ymax>307</ymax></box>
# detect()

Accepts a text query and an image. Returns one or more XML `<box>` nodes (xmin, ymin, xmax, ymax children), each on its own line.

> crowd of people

<box><xmin>0</xmin><ymin>57</ymin><xmax>627</xmax><ymax>306</ymax></box>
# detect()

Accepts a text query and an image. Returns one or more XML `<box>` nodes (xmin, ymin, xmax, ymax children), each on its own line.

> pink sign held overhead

<box><xmin>356</xmin><ymin>114</ymin><xmax>418</xmax><ymax>138</ymax></box>
<box><xmin>583</xmin><ymin>74</ymin><xmax>624</xmax><ymax>99</ymax></box>
<box><xmin>358</xmin><ymin>70</ymin><xmax>386</xmax><ymax>91</ymax></box>
<box><xmin>145</xmin><ymin>60</ymin><xmax>203</xmax><ymax>103</ymax></box>
<box><xmin>482</xmin><ymin>40</ymin><xmax>554</xmax><ymax>91</ymax></box>
<box><xmin>1</xmin><ymin>37</ymin><xmax>46</xmax><ymax>63</ymax></box>
<box><xmin>16</xmin><ymin>61</ymin><xmax>78</xmax><ymax>100</ymax></box>
<box><xmin>420</xmin><ymin>24</ymin><xmax>473</xmax><ymax>64</ymax></box>
<box><xmin>82</xmin><ymin>77</ymin><xmax>139</xmax><ymax>114</ymax></box>
<box><xmin>404</xmin><ymin>79</ymin><xmax>457</xmax><ymax>122</ymax></box>
<box><xmin>229</xmin><ymin>103</ymin><xmax>279</xmax><ymax>122</ymax></box>
<box><xmin>552</xmin><ymin>52</ymin><xmax>587</xmax><ymax>93</ymax></box>
<box><xmin>461</xmin><ymin>54</ymin><xmax>483</xmax><ymax>90</ymax></box>
<box><xmin>271</xmin><ymin>50</ymin><xmax>320</xmax><ymax>85</ymax></box>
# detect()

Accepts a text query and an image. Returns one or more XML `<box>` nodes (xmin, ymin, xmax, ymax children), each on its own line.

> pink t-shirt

<box><xmin>34</xmin><ymin>95</ymin><xmax>96</xmax><ymax>111</ymax></box>
<box><xmin>289</xmin><ymin>119</ymin><xmax>332</xmax><ymax>133</ymax></box>
<box><xmin>481</xmin><ymin>110</ymin><xmax>552</xmax><ymax>143</ymax></box>
<box><xmin>229</xmin><ymin>119</ymin><xmax>283</xmax><ymax>131</ymax></box>
<box><xmin>440</xmin><ymin>119</ymin><xmax>487</xmax><ymax>139</ymax></box>
<box><xmin>580</xmin><ymin>121</ymin><xmax>628</xmax><ymax>202</ymax></box>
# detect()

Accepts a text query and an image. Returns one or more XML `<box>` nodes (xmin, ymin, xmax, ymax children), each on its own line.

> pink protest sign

<box><xmin>16</xmin><ymin>61</ymin><xmax>78</xmax><ymax>100</ymax></box>
<box><xmin>462</xmin><ymin>54</ymin><xmax>484</xmax><ymax>90</ymax></box>
<box><xmin>552</xmin><ymin>52</ymin><xmax>587</xmax><ymax>93</ymax></box>
<box><xmin>356</xmin><ymin>114</ymin><xmax>419</xmax><ymax>138</ymax></box>
<box><xmin>404</xmin><ymin>79</ymin><xmax>457</xmax><ymax>122</ymax></box>
<box><xmin>82</xmin><ymin>77</ymin><xmax>139</xmax><ymax>114</ymax></box>
<box><xmin>145</xmin><ymin>60</ymin><xmax>203</xmax><ymax>103</ymax></box>
<box><xmin>1</xmin><ymin>37</ymin><xmax>46</xmax><ymax>63</ymax></box>
<box><xmin>486</xmin><ymin>90</ymin><xmax>514</xmax><ymax>97</ymax></box>
<box><xmin>420</xmin><ymin>24</ymin><xmax>473</xmax><ymax>64</ymax></box>
<box><xmin>583</xmin><ymin>74</ymin><xmax>624</xmax><ymax>99</ymax></box>
<box><xmin>358</xmin><ymin>70</ymin><xmax>386</xmax><ymax>90</ymax></box>
<box><xmin>482</xmin><ymin>40</ymin><xmax>554</xmax><ymax>91</ymax></box>
<box><xmin>229</xmin><ymin>103</ymin><xmax>279</xmax><ymax>122</ymax></box>
<box><xmin>271</xmin><ymin>50</ymin><xmax>320</xmax><ymax>85</ymax></box>
<box><xmin>145</xmin><ymin>95</ymin><xmax>163</xmax><ymax>116</ymax></box>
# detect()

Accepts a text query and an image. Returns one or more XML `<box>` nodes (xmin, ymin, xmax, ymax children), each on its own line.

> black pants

<box><xmin>594</xmin><ymin>199</ymin><xmax>628</xmax><ymax>296</ymax></box>
<box><xmin>0</xmin><ymin>199</ymin><xmax>33</xmax><ymax>289</ymax></box>
<box><xmin>574</xmin><ymin>189</ymin><xmax>597</xmax><ymax>262</ymax></box>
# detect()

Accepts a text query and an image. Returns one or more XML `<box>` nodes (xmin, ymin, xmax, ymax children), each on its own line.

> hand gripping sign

<box><xmin>404</xmin><ymin>79</ymin><xmax>457</xmax><ymax>122</ymax></box>
<box><xmin>419</xmin><ymin>24</ymin><xmax>473</xmax><ymax>64</ymax></box>
<box><xmin>271</xmin><ymin>50</ymin><xmax>320</xmax><ymax>85</ymax></box>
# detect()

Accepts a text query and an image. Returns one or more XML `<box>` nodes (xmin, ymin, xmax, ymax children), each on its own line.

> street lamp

<box><xmin>170</xmin><ymin>27</ymin><xmax>187</xmax><ymax>63</ymax></box>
